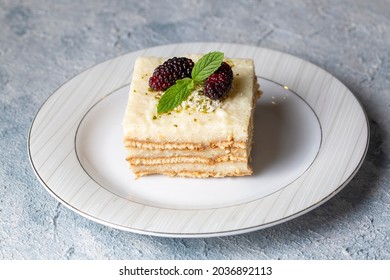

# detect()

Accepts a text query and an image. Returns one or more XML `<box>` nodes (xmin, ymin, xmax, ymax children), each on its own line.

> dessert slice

<box><xmin>123</xmin><ymin>53</ymin><xmax>260</xmax><ymax>178</ymax></box>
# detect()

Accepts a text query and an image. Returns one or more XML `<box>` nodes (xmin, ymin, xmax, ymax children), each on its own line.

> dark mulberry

<box><xmin>149</xmin><ymin>57</ymin><xmax>194</xmax><ymax>91</ymax></box>
<box><xmin>203</xmin><ymin>62</ymin><xmax>233</xmax><ymax>100</ymax></box>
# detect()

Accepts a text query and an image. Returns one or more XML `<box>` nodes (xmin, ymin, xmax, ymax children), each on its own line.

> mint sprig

<box><xmin>157</xmin><ymin>78</ymin><xmax>194</xmax><ymax>114</ymax></box>
<box><xmin>191</xmin><ymin>52</ymin><xmax>224</xmax><ymax>82</ymax></box>
<box><xmin>156</xmin><ymin>51</ymin><xmax>224</xmax><ymax>114</ymax></box>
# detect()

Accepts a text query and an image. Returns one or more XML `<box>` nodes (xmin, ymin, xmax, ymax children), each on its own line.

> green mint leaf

<box><xmin>191</xmin><ymin>51</ymin><xmax>224</xmax><ymax>82</ymax></box>
<box><xmin>157</xmin><ymin>78</ymin><xmax>194</xmax><ymax>114</ymax></box>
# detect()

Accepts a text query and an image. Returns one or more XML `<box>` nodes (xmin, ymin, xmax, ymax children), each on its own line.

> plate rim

<box><xmin>28</xmin><ymin>42</ymin><xmax>370</xmax><ymax>237</ymax></box>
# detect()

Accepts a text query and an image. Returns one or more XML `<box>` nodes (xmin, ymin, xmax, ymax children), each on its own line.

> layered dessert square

<box><xmin>123</xmin><ymin>54</ymin><xmax>260</xmax><ymax>178</ymax></box>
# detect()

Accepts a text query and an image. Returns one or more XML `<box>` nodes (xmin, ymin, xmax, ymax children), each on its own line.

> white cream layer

<box><xmin>123</xmin><ymin>55</ymin><xmax>256</xmax><ymax>144</ymax></box>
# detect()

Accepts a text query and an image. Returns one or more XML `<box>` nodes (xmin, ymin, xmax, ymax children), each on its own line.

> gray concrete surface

<box><xmin>0</xmin><ymin>0</ymin><xmax>389</xmax><ymax>259</ymax></box>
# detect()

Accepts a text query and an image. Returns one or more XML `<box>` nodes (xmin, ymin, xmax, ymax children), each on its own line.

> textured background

<box><xmin>1</xmin><ymin>0</ymin><xmax>389</xmax><ymax>259</ymax></box>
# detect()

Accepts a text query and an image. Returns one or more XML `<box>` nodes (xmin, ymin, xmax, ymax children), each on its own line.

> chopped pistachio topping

<box><xmin>153</xmin><ymin>84</ymin><xmax>221</xmax><ymax>114</ymax></box>
<box><xmin>175</xmin><ymin>84</ymin><xmax>221</xmax><ymax>113</ymax></box>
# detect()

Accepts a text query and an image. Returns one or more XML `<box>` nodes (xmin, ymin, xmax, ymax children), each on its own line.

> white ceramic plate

<box><xmin>29</xmin><ymin>43</ymin><xmax>369</xmax><ymax>237</ymax></box>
